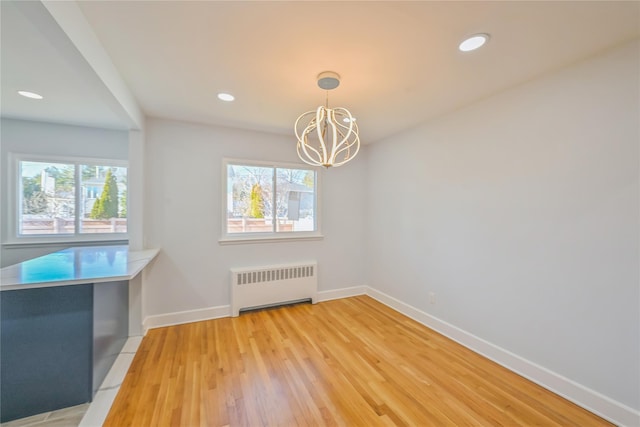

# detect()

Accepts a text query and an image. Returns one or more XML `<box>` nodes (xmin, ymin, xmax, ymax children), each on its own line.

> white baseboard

<box><xmin>365</xmin><ymin>287</ymin><xmax>640</xmax><ymax>427</ymax></box>
<box><xmin>142</xmin><ymin>286</ymin><xmax>367</xmax><ymax>332</ymax></box>
<box><xmin>143</xmin><ymin>305</ymin><xmax>230</xmax><ymax>332</ymax></box>
<box><xmin>317</xmin><ymin>285</ymin><xmax>366</xmax><ymax>302</ymax></box>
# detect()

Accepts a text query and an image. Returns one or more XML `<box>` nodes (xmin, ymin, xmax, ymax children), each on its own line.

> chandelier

<box><xmin>295</xmin><ymin>71</ymin><xmax>360</xmax><ymax>168</ymax></box>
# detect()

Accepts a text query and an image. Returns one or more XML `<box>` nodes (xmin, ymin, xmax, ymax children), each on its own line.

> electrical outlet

<box><xmin>428</xmin><ymin>292</ymin><xmax>436</xmax><ymax>304</ymax></box>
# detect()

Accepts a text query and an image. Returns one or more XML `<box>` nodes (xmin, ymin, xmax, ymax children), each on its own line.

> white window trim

<box><xmin>5</xmin><ymin>153</ymin><xmax>129</xmax><ymax>246</ymax></box>
<box><xmin>219</xmin><ymin>158</ymin><xmax>323</xmax><ymax>244</ymax></box>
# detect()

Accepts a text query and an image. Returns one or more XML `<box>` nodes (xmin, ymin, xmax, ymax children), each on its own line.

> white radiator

<box><xmin>230</xmin><ymin>262</ymin><xmax>318</xmax><ymax>316</ymax></box>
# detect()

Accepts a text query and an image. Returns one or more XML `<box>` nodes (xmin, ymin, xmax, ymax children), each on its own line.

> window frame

<box><xmin>219</xmin><ymin>158</ymin><xmax>323</xmax><ymax>244</ymax></box>
<box><xmin>6</xmin><ymin>153</ymin><xmax>129</xmax><ymax>246</ymax></box>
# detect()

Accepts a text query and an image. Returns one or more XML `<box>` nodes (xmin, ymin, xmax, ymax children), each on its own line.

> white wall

<box><xmin>142</xmin><ymin>119</ymin><xmax>367</xmax><ymax>321</ymax></box>
<box><xmin>0</xmin><ymin>118</ymin><xmax>129</xmax><ymax>267</ymax></box>
<box><xmin>366</xmin><ymin>40</ymin><xmax>639</xmax><ymax>417</ymax></box>
<box><xmin>127</xmin><ymin>128</ymin><xmax>146</xmax><ymax>335</ymax></box>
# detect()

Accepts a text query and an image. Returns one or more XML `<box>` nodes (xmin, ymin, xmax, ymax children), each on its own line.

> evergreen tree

<box><xmin>90</xmin><ymin>198</ymin><xmax>102</xmax><ymax>218</ymax></box>
<box><xmin>45</xmin><ymin>165</ymin><xmax>74</xmax><ymax>193</ymax></box>
<box><xmin>249</xmin><ymin>183</ymin><xmax>264</xmax><ymax>218</ymax></box>
<box><xmin>119</xmin><ymin>189</ymin><xmax>127</xmax><ymax>218</ymax></box>
<box><xmin>22</xmin><ymin>175</ymin><xmax>41</xmax><ymax>199</ymax></box>
<box><xmin>90</xmin><ymin>169</ymin><xmax>119</xmax><ymax>219</ymax></box>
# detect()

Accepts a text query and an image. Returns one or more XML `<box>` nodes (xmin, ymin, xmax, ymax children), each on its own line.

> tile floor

<box><xmin>0</xmin><ymin>404</ymin><xmax>89</xmax><ymax>427</ymax></box>
<box><xmin>1</xmin><ymin>336</ymin><xmax>142</xmax><ymax>427</ymax></box>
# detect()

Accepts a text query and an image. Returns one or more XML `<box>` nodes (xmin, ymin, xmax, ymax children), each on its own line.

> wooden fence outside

<box><xmin>20</xmin><ymin>218</ymin><xmax>127</xmax><ymax>234</ymax></box>
<box><xmin>227</xmin><ymin>218</ymin><xmax>294</xmax><ymax>233</ymax></box>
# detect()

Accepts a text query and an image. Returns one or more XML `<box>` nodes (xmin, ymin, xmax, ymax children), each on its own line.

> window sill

<box><xmin>218</xmin><ymin>233</ymin><xmax>324</xmax><ymax>245</ymax></box>
<box><xmin>2</xmin><ymin>236</ymin><xmax>129</xmax><ymax>249</ymax></box>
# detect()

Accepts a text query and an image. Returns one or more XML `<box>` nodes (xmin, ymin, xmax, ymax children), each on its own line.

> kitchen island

<box><xmin>0</xmin><ymin>245</ymin><xmax>158</xmax><ymax>423</ymax></box>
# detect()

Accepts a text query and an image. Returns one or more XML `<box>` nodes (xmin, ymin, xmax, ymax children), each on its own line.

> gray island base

<box><xmin>0</xmin><ymin>245</ymin><xmax>158</xmax><ymax>423</ymax></box>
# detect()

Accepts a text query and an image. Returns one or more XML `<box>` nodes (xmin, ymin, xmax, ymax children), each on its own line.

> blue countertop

<box><xmin>1</xmin><ymin>245</ymin><xmax>159</xmax><ymax>291</ymax></box>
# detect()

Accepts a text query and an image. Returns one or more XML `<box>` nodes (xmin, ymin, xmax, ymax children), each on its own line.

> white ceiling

<box><xmin>2</xmin><ymin>1</ymin><xmax>639</xmax><ymax>143</ymax></box>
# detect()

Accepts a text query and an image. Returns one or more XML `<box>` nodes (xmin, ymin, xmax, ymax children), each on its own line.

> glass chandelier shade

<box><xmin>294</xmin><ymin>72</ymin><xmax>360</xmax><ymax>168</ymax></box>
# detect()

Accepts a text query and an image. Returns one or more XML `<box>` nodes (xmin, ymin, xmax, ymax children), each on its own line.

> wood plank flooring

<box><xmin>104</xmin><ymin>296</ymin><xmax>611</xmax><ymax>426</ymax></box>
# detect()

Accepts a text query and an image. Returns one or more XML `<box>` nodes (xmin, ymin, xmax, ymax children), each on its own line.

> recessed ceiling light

<box><xmin>459</xmin><ymin>34</ymin><xmax>490</xmax><ymax>52</ymax></box>
<box><xmin>18</xmin><ymin>90</ymin><xmax>43</xmax><ymax>100</ymax></box>
<box><xmin>217</xmin><ymin>92</ymin><xmax>235</xmax><ymax>102</ymax></box>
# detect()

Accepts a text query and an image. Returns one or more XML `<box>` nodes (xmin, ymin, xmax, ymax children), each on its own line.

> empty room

<box><xmin>0</xmin><ymin>1</ymin><xmax>638</xmax><ymax>426</ymax></box>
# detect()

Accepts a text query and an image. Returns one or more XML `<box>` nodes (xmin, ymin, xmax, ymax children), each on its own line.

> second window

<box><xmin>224</xmin><ymin>160</ymin><xmax>318</xmax><ymax>236</ymax></box>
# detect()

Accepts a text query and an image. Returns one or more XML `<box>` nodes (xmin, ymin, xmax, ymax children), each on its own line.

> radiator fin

<box><xmin>236</xmin><ymin>265</ymin><xmax>314</xmax><ymax>285</ymax></box>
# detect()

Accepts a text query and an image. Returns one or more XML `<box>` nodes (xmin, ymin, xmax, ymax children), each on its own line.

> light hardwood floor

<box><xmin>104</xmin><ymin>296</ymin><xmax>611</xmax><ymax>426</ymax></box>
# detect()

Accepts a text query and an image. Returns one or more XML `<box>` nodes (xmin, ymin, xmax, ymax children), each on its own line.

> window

<box><xmin>13</xmin><ymin>155</ymin><xmax>127</xmax><ymax>241</ymax></box>
<box><xmin>222</xmin><ymin>159</ymin><xmax>320</xmax><ymax>242</ymax></box>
